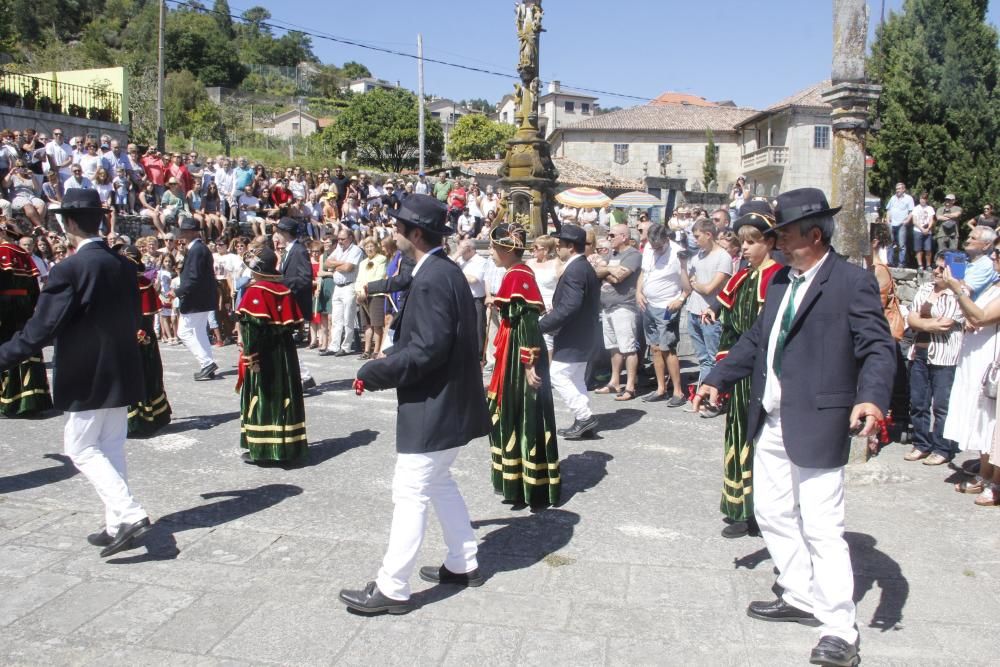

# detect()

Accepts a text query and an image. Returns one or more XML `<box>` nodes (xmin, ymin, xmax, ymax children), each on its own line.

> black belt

<box><xmin>335</xmin><ymin>281</ymin><xmax>354</xmax><ymax>286</ymax></box>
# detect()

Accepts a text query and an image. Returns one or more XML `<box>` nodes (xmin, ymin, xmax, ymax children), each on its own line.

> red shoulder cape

<box><xmin>716</xmin><ymin>258</ymin><xmax>782</xmax><ymax>309</ymax></box>
<box><xmin>138</xmin><ymin>275</ymin><xmax>162</xmax><ymax>316</ymax></box>
<box><xmin>0</xmin><ymin>242</ymin><xmax>40</xmax><ymax>280</ymax></box>
<box><xmin>237</xmin><ymin>280</ymin><xmax>303</xmax><ymax>324</ymax></box>
<box><xmin>493</xmin><ymin>264</ymin><xmax>545</xmax><ymax>310</ymax></box>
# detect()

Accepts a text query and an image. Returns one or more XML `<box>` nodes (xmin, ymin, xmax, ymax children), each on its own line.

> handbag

<box><xmin>982</xmin><ymin>327</ymin><xmax>1000</xmax><ymax>400</ymax></box>
<box><xmin>877</xmin><ymin>265</ymin><xmax>905</xmax><ymax>340</ymax></box>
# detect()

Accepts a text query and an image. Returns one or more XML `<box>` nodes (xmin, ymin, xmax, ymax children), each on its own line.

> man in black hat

<box><xmin>273</xmin><ymin>217</ymin><xmax>316</xmax><ymax>390</ymax></box>
<box><xmin>694</xmin><ymin>187</ymin><xmax>896</xmax><ymax>667</ymax></box>
<box><xmin>174</xmin><ymin>215</ymin><xmax>218</xmax><ymax>380</ymax></box>
<box><xmin>539</xmin><ymin>223</ymin><xmax>602</xmax><ymax>439</ymax></box>
<box><xmin>0</xmin><ymin>189</ymin><xmax>151</xmax><ymax>557</ymax></box>
<box><xmin>339</xmin><ymin>194</ymin><xmax>490</xmax><ymax>615</ymax></box>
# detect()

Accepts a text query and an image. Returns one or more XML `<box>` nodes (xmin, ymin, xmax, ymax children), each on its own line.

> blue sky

<box><xmin>237</xmin><ymin>0</ymin><xmax>1000</xmax><ymax>110</ymax></box>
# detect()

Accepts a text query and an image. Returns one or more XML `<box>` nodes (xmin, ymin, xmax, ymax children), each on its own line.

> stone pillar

<box><xmin>822</xmin><ymin>0</ymin><xmax>881</xmax><ymax>264</ymax></box>
<box><xmin>824</xmin><ymin>0</ymin><xmax>883</xmax><ymax>464</ymax></box>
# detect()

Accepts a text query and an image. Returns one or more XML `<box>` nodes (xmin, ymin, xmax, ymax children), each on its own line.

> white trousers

<box><xmin>329</xmin><ymin>284</ymin><xmax>358</xmax><ymax>353</ymax></box>
<box><xmin>64</xmin><ymin>408</ymin><xmax>147</xmax><ymax>536</ymax></box>
<box><xmin>754</xmin><ymin>413</ymin><xmax>858</xmax><ymax>644</ymax></box>
<box><xmin>376</xmin><ymin>448</ymin><xmax>479</xmax><ymax>600</ymax></box>
<box><xmin>177</xmin><ymin>310</ymin><xmax>214</xmax><ymax>367</ymax></box>
<box><xmin>549</xmin><ymin>359</ymin><xmax>592</xmax><ymax>421</ymax></box>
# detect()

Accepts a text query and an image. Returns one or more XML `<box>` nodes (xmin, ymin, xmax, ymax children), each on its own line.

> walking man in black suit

<box><xmin>539</xmin><ymin>224</ymin><xmax>602</xmax><ymax>439</ymax></box>
<box><xmin>273</xmin><ymin>217</ymin><xmax>316</xmax><ymax>391</ymax></box>
<box><xmin>0</xmin><ymin>189</ymin><xmax>151</xmax><ymax>557</ymax></box>
<box><xmin>174</xmin><ymin>215</ymin><xmax>218</xmax><ymax>380</ymax></box>
<box><xmin>694</xmin><ymin>188</ymin><xmax>896</xmax><ymax>667</ymax></box>
<box><xmin>339</xmin><ymin>194</ymin><xmax>490</xmax><ymax>615</ymax></box>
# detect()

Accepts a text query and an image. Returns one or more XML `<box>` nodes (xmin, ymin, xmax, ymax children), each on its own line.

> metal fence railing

<box><xmin>0</xmin><ymin>71</ymin><xmax>123</xmax><ymax>124</ymax></box>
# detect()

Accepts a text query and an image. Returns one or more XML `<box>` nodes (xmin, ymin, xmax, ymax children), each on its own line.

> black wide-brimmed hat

<box><xmin>119</xmin><ymin>245</ymin><xmax>144</xmax><ymax>271</ymax></box>
<box><xmin>733</xmin><ymin>200</ymin><xmax>778</xmax><ymax>235</ymax></box>
<box><xmin>772</xmin><ymin>188</ymin><xmax>841</xmax><ymax>230</ymax></box>
<box><xmin>490</xmin><ymin>223</ymin><xmax>527</xmax><ymax>250</ymax></box>
<box><xmin>387</xmin><ymin>194</ymin><xmax>454</xmax><ymax>236</ymax></box>
<box><xmin>551</xmin><ymin>224</ymin><xmax>587</xmax><ymax>248</ymax></box>
<box><xmin>275</xmin><ymin>217</ymin><xmax>299</xmax><ymax>234</ymax></box>
<box><xmin>243</xmin><ymin>246</ymin><xmax>282</xmax><ymax>280</ymax></box>
<box><xmin>60</xmin><ymin>188</ymin><xmax>106</xmax><ymax>213</ymax></box>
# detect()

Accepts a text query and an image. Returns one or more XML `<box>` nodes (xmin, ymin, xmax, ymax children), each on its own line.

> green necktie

<box><xmin>772</xmin><ymin>275</ymin><xmax>806</xmax><ymax>378</ymax></box>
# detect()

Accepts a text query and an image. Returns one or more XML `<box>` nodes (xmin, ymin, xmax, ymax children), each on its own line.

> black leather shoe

<box><xmin>562</xmin><ymin>415</ymin><xmax>598</xmax><ymax>440</ymax></box>
<box><xmin>100</xmin><ymin>517</ymin><xmax>152</xmax><ymax>558</ymax></box>
<box><xmin>556</xmin><ymin>420</ymin><xmax>579</xmax><ymax>437</ymax></box>
<box><xmin>302</xmin><ymin>377</ymin><xmax>317</xmax><ymax>391</ymax></box>
<box><xmin>418</xmin><ymin>565</ymin><xmax>485</xmax><ymax>587</ymax></box>
<box><xmin>746</xmin><ymin>598</ymin><xmax>821</xmax><ymax>626</ymax></box>
<box><xmin>338</xmin><ymin>581</ymin><xmax>414</xmax><ymax>615</ymax></box>
<box><xmin>809</xmin><ymin>635</ymin><xmax>860</xmax><ymax>666</ymax></box>
<box><xmin>194</xmin><ymin>362</ymin><xmax>218</xmax><ymax>381</ymax></box>
<box><xmin>722</xmin><ymin>517</ymin><xmax>760</xmax><ymax>538</ymax></box>
<box><xmin>86</xmin><ymin>528</ymin><xmax>114</xmax><ymax>547</ymax></box>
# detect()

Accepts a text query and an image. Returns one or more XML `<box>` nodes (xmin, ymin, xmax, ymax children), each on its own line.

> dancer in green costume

<box><xmin>486</xmin><ymin>224</ymin><xmax>560</xmax><ymax>507</ymax></box>
<box><xmin>235</xmin><ymin>246</ymin><xmax>307</xmax><ymax>464</ymax></box>
<box><xmin>708</xmin><ymin>201</ymin><xmax>781</xmax><ymax>538</ymax></box>
<box><xmin>119</xmin><ymin>245</ymin><xmax>172</xmax><ymax>436</ymax></box>
<box><xmin>0</xmin><ymin>222</ymin><xmax>52</xmax><ymax>417</ymax></box>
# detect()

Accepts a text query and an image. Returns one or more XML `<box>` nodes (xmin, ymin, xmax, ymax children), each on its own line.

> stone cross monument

<box><xmin>822</xmin><ymin>0</ymin><xmax>881</xmax><ymax>262</ymax></box>
<box><xmin>497</xmin><ymin>0</ymin><xmax>559</xmax><ymax>238</ymax></box>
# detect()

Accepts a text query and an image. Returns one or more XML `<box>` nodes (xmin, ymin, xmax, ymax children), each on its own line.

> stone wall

<box><xmin>0</xmin><ymin>105</ymin><xmax>128</xmax><ymax>143</ymax></box>
<box><xmin>890</xmin><ymin>267</ymin><xmax>924</xmax><ymax>308</ymax></box>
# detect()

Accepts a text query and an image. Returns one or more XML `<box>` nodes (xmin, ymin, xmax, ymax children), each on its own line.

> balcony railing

<box><xmin>0</xmin><ymin>71</ymin><xmax>122</xmax><ymax>124</ymax></box>
<box><xmin>741</xmin><ymin>145</ymin><xmax>789</xmax><ymax>172</ymax></box>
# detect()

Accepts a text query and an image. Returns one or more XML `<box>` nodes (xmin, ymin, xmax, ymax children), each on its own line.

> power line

<box><xmin>165</xmin><ymin>0</ymin><xmax>652</xmax><ymax>102</ymax></box>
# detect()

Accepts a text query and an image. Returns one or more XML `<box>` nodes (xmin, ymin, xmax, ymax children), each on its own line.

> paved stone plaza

<box><xmin>0</xmin><ymin>342</ymin><xmax>997</xmax><ymax>666</ymax></box>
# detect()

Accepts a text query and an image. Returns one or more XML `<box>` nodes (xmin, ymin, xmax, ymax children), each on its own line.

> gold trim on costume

<box><xmin>241</xmin><ymin>421</ymin><xmax>306</xmax><ymax>432</ymax></box>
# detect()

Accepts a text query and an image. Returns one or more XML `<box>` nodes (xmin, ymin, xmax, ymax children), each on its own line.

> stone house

<box><xmin>258</xmin><ymin>110</ymin><xmax>332</xmax><ymax>139</ymax></box>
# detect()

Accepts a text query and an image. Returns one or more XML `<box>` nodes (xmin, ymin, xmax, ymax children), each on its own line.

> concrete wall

<box><xmin>0</xmin><ymin>105</ymin><xmax>129</xmax><ymax>143</ymax></box>
<box><xmin>553</xmin><ymin>129</ymin><xmax>742</xmax><ymax>192</ymax></box>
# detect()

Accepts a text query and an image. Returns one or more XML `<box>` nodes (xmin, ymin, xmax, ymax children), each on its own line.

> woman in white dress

<box><xmin>525</xmin><ymin>234</ymin><xmax>559</xmax><ymax>360</ymax></box>
<box><xmin>943</xmin><ymin>246</ymin><xmax>1000</xmax><ymax>506</ymax></box>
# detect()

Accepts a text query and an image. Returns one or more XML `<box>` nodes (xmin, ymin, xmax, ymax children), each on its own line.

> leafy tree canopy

<box><xmin>447</xmin><ymin>114</ymin><xmax>515</xmax><ymax>161</ymax></box>
<box><xmin>319</xmin><ymin>88</ymin><xmax>443</xmax><ymax>172</ymax></box>
<box><xmin>342</xmin><ymin>61</ymin><xmax>372</xmax><ymax>80</ymax></box>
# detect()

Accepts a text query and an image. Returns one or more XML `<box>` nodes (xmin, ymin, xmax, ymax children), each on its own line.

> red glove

<box><xmin>353</xmin><ymin>379</ymin><xmax>365</xmax><ymax>396</ymax></box>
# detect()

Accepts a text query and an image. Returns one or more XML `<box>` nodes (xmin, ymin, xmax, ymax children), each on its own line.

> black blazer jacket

<box><xmin>0</xmin><ymin>241</ymin><xmax>144</xmax><ymax>412</ymax></box>
<box><xmin>281</xmin><ymin>240</ymin><xmax>313</xmax><ymax>321</ymax></box>
<box><xmin>539</xmin><ymin>254</ymin><xmax>602</xmax><ymax>363</ymax></box>
<box><xmin>357</xmin><ymin>251</ymin><xmax>490</xmax><ymax>454</ymax></box>
<box><xmin>175</xmin><ymin>239</ymin><xmax>217</xmax><ymax>314</ymax></box>
<box><xmin>704</xmin><ymin>251</ymin><xmax>896</xmax><ymax>469</ymax></box>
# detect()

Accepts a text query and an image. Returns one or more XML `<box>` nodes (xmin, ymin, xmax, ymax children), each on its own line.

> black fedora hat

<box><xmin>733</xmin><ymin>200</ymin><xmax>777</xmax><ymax>235</ymax></box>
<box><xmin>60</xmin><ymin>188</ymin><xmax>105</xmax><ymax>213</ymax></box>
<box><xmin>551</xmin><ymin>224</ymin><xmax>587</xmax><ymax>247</ymax></box>
<box><xmin>387</xmin><ymin>194</ymin><xmax>454</xmax><ymax>236</ymax></box>
<box><xmin>275</xmin><ymin>217</ymin><xmax>299</xmax><ymax>234</ymax></box>
<box><xmin>119</xmin><ymin>245</ymin><xmax>144</xmax><ymax>271</ymax></box>
<box><xmin>243</xmin><ymin>246</ymin><xmax>282</xmax><ymax>281</ymax></box>
<box><xmin>772</xmin><ymin>188</ymin><xmax>841</xmax><ymax>230</ymax></box>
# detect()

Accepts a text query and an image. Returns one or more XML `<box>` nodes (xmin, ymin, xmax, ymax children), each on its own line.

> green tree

<box><xmin>868</xmin><ymin>0</ymin><xmax>1000</xmax><ymax>213</ymax></box>
<box><xmin>447</xmin><ymin>114</ymin><xmax>515</xmax><ymax>161</ymax></box>
<box><xmin>703</xmin><ymin>128</ymin><xmax>718</xmax><ymax>191</ymax></box>
<box><xmin>166</xmin><ymin>9</ymin><xmax>246</xmax><ymax>86</ymax></box>
<box><xmin>460</xmin><ymin>98</ymin><xmax>493</xmax><ymax>113</ymax></box>
<box><xmin>165</xmin><ymin>69</ymin><xmax>211</xmax><ymax>137</ymax></box>
<box><xmin>212</xmin><ymin>0</ymin><xmax>235</xmax><ymax>39</ymax></box>
<box><xmin>319</xmin><ymin>88</ymin><xmax>443</xmax><ymax>172</ymax></box>
<box><xmin>342</xmin><ymin>61</ymin><xmax>372</xmax><ymax>80</ymax></box>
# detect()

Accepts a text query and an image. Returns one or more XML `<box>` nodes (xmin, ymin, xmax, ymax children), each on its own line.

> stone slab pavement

<box><xmin>0</xmin><ymin>342</ymin><xmax>997</xmax><ymax>666</ymax></box>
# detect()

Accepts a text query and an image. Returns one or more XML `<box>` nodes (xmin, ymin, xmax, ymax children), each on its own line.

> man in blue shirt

<box><xmin>885</xmin><ymin>182</ymin><xmax>914</xmax><ymax>267</ymax></box>
<box><xmin>961</xmin><ymin>226</ymin><xmax>999</xmax><ymax>299</ymax></box>
<box><xmin>233</xmin><ymin>157</ymin><xmax>254</xmax><ymax>193</ymax></box>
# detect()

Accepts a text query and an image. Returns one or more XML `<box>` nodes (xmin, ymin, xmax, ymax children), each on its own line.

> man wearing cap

<box><xmin>539</xmin><ymin>224</ymin><xmax>602</xmax><ymax>439</ymax></box>
<box><xmin>174</xmin><ymin>215</ymin><xmax>218</xmax><ymax>380</ymax></box>
<box><xmin>0</xmin><ymin>189</ymin><xmax>151</xmax><ymax>558</ymax></box>
<box><xmin>935</xmin><ymin>194</ymin><xmax>962</xmax><ymax>251</ymax></box>
<box><xmin>694</xmin><ymin>188</ymin><xmax>896</xmax><ymax>667</ymax></box>
<box><xmin>340</xmin><ymin>194</ymin><xmax>489</xmax><ymax>615</ymax></box>
<box><xmin>273</xmin><ymin>218</ymin><xmax>316</xmax><ymax>390</ymax></box>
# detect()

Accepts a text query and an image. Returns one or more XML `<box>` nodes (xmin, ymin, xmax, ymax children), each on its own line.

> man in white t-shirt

<box><xmin>636</xmin><ymin>223</ymin><xmax>690</xmax><ymax>407</ymax></box>
<box><xmin>45</xmin><ymin>129</ymin><xmax>75</xmax><ymax>182</ymax></box>
<box><xmin>905</xmin><ymin>191</ymin><xmax>936</xmax><ymax>271</ymax></box>
<box><xmin>325</xmin><ymin>229</ymin><xmax>366</xmax><ymax>356</ymax></box>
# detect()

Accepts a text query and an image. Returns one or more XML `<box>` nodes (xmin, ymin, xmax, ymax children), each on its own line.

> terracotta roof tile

<box><xmin>765</xmin><ymin>80</ymin><xmax>832</xmax><ymax>111</ymax></box>
<box><xmin>649</xmin><ymin>92</ymin><xmax>718</xmax><ymax>107</ymax></box>
<box><xmin>562</xmin><ymin>103</ymin><xmax>758</xmax><ymax>133</ymax></box>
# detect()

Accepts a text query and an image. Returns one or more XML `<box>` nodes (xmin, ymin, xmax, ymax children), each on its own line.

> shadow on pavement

<box><xmin>158</xmin><ymin>411</ymin><xmax>241</xmax><ymax>434</ymax></box>
<box><xmin>596</xmin><ymin>408</ymin><xmax>643</xmax><ymax>432</ymax></box>
<box><xmin>0</xmin><ymin>454</ymin><xmax>77</xmax><ymax>494</ymax></box>
<box><xmin>848</xmin><ymin>531</ymin><xmax>909</xmax><ymax>632</ymax></box>
<box><xmin>309</xmin><ymin>378</ymin><xmax>357</xmax><ymax>394</ymax></box>
<box><xmin>304</xmin><ymin>429</ymin><xmax>379</xmax><ymax>466</ymax></box>
<box><xmin>415</xmin><ymin>509</ymin><xmax>580</xmax><ymax>609</ymax></box>
<box><xmin>558</xmin><ymin>450</ymin><xmax>613</xmax><ymax>506</ymax></box>
<box><xmin>106</xmin><ymin>483</ymin><xmax>303</xmax><ymax>564</ymax></box>
<box><xmin>733</xmin><ymin>545</ymin><xmax>771</xmax><ymax>570</ymax></box>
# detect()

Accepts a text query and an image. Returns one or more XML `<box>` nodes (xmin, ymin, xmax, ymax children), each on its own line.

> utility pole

<box><xmin>417</xmin><ymin>33</ymin><xmax>425</xmax><ymax>174</ymax></box>
<box><xmin>156</xmin><ymin>0</ymin><xmax>166</xmax><ymax>152</ymax></box>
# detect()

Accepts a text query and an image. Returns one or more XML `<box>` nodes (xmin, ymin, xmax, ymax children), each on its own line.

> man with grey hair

<box><xmin>594</xmin><ymin>223</ymin><xmax>642</xmax><ymax>400</ymax></box>
<box><xmin>453</xmin><ymin>239</ymin><xmax>489</xmax><ymax>357</ymax></box>
<box><xmin>694</xmin><ymin>188</ymin><xmax>896</xmax><ymax>667</ymax></box>
<box><xmin>961</xmin><ymin>224</ymin><xmax>998</xmax><ymax>299</ymax></box>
